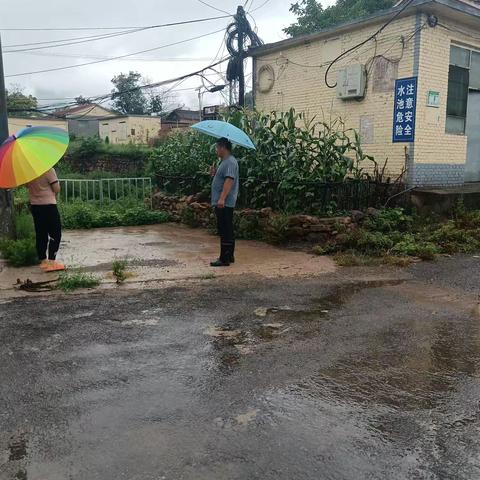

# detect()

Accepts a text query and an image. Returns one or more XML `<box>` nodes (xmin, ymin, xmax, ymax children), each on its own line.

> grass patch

<box><xmin>112</xmin><ymin>259</ymin><xmax>128</xmax><ymax>284</ymax></box>
<box><xmin>333</xmin><ymin>252</ymin><xmax>382</xmax><ymax>267</ymax></box>
<box><xmin>56</xmin><ymin>271</ymin><xmax>100</xmax><ymax>292</ymax></box>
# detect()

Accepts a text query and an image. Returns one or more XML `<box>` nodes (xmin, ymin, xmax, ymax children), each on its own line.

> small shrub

<box><xmin>112</xmin><ymin>259</ymin><xmax>128</xmax><ymax>284</ymax></box>
<box><xmin>343</xmin><ymin>229</ymin><xmax>395</xmax><ymax>255</ymax></box>
<box><xmin>364</xmin><ymin>208</ymin><xmax>413</xmax><ymax>233</ymax></box>
<box><xmin>56</xmin><ymin>271</ymin><xmax>100</xmax><ymax>292</ymax></box>
<box><xmin>312</xmin><ymin>245</ymin><xmax>327</xmax><ymax>255</ymax></box>
<box><xmin>0</xmin><ymin>238</ymin><xmax>38</xmax><ymax>267</ymax></box>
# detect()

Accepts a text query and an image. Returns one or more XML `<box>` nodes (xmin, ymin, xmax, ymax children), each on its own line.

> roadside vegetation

<box><xmin>313</xmin><ymin>206</ymin><xmax>480</xmax><ymax>266</ymax></box>
<box><xmin>112</xmin><ymin>259</ymin><xmax>129</xmax><ymax>284</ymax></box>
<box><xmin>56</xmin><ymin>271</ymin><xmax>101</xmax><ymax>292</ymax></box>
<box><xmin>148</xmin><ymin>108</ymin><xmax>393</xmax><ymax>214</ymax></box>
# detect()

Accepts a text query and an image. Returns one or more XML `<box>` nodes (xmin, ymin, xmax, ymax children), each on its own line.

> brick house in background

<box><xmin>159</xmin><ymin>108</ymin><xmax>200</xmax><ymax>136</ymax></box>
<box><xmin>251</xmin><ymin>0</ymin><xmax>480</xmax><ymax>186</ymax></box>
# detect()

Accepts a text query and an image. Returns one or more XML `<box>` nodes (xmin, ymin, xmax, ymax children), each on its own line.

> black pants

<box><xmin>30</xmin><ymin>204</ymin><xmax>62</xmax><ymax>261</ymax></box>
<box><xmin>215</xmin><ymin>207</ymin><xmax>235</xmax><ymax>263</ymax></box>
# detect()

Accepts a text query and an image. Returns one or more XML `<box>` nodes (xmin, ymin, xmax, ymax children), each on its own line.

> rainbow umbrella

<box><xmin>0</xmin><ymin>126</ymin><xmax>69</xmax><ymax>189</ymax></box>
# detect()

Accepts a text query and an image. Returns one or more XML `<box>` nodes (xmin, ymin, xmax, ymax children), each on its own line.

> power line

<box><xmin>14</xmin><ymin>50</ymin><xmax>214</xmax><ymax>62</ymax></box>
<box><xmin>5</xmin><ymin>29</ymin><xmax>226</xmax><ymax>78</ymax></box>
<box><xmin>5</xmin><ymin>29</ymin><xmax>149</xmax><ymax>54</ymax></box>
<box><xmin>324</xmin><ymin>0</ymin><xmax>416</xmax><ymax>88</ymax></box>
<box><xmin>196</xmin><ymin>0</ymin><xmax>232</xmax><ymax>15</ymax></box>
<box><xmin>4</xmin><ymin>30</ymin><xmax>138</xmax><ymax>49</ymax></box>
<box><xmin>0</xmin><ymin>14</ymin><xmax>232</xmax><ymax>32</ymax></box>
<box><xmin>251</xmin><ymin>0</ymin><xmax>272</xmax><ymax>12</ymax></box>
<box><xmin>4</xmin><ymin>15</ymin><xmax>234</xmax><ymax>54</ymax></box>
<box><xmin>30</xmin><ymin>56</ymin><xmax>231</xmax><ymax>112</ymax></box>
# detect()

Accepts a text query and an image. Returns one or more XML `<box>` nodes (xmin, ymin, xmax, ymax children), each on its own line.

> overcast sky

<box><xmin>0</xmin><ymin>0</ymin><xmax>335</xmax><ymax>110</ymax></box>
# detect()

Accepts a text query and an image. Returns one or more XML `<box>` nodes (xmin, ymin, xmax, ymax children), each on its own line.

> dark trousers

<box><xmin>30</xmin><ymin>204</ymin><xmax>62</xmax><ymax>261</ymax></box>
<box><xmin>215</xmin><ymin>207</ymin><xmax>235</xmax><ymax>263</ymax></box>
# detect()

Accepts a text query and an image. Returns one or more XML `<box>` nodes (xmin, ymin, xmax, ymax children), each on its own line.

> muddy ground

<box><xmin>1</xmin><ymin>256</ymin><xmax>480</xmax><ymax>480</ymax></box>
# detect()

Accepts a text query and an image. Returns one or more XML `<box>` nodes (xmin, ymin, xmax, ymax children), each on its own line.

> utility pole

<box><xmin>237</xmin><ymin>5</ymin><xmax>245</xmax><ymax>108</ymax></box>
<box><xmin>0</xmin><ymin>35</ymin><xmax>15</xmax><ymax>239</ymax></box>
<box><xmin>196</xmin><ymin>86</ymin><xmax>203</xmax><ymax>121</ymax></box>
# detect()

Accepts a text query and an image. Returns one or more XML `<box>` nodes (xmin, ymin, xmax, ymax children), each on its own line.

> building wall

<box><xmin>99</xmin><ymin>117</ymin><xmax>161</xmax><ymax>144</ymax></box>
<box><xmin>66</xmin><ymin>105</ymin><xmax>115</xmax><ymax>119</ymax></box>
<box><xmin>68</xmin><ymin>119</ymin><xmax>99</xmax><ymax>138</ymax></box>
<box><xmin>8</xmin><ymin>117</ymin><xmax>68</xmax><ymax>134</ymax></box>
<box><xmin>254</xmin><ymin>12</ymin><xmax>480</xmax><ymax>186</ymax></box>
<box><xmin>413</xmin><ymin>15</ymin><xmax>480</xmax><ymax>185</ymax></box>
<box><xmin>254</xmin><ymin>15</ymin><xmax>418</xmax><ymax>179</ymax></box>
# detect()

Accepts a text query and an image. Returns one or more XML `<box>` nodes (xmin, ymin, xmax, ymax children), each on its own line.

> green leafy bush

<box><xmin>364</xmin><ymin>208</ymin><xmax>413</xmax><ymax>233</ymax></box>
<box><xmin>59</xmin><ymin>201</ymin><xmax>170</xmax><ymax>230</ymax></box>
<box><xmin>0</xmin><ymin>212</ymin><xmax>38</xmax><ymax>267</ymax></box>
<box><xmin>0</xmin><ymin>238</ymin><xmax>38</xmax><ymax>267</ymax></box>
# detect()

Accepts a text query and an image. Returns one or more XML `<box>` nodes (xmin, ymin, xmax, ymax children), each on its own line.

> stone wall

<box><xmin>63</xmin><ymin>154</ymin><xmax>147</xmax><ymax>176</ymax></box>
<box><xmin>152</xmin><ymin>191</ymin><xmax>360</xmax><ymax>243</ymax></box>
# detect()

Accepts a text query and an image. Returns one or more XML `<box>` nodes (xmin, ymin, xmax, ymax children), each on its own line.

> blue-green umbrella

<box><xmin>191</xmin><ymin>120</ymin><xmax>256</xmax><ymax>150</ymax></box>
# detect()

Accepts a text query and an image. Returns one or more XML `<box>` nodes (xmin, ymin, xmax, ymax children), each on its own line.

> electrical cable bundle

<box><xmin>226</xmin><ymin>7</ymin><xmax>262</xmax><ymax>83</ymax></box>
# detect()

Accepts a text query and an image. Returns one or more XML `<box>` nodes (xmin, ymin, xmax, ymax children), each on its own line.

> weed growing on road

<box><xmin>112</xmin><ymin>259</ymin><xmax>128</xmax><ymax>284</ymax></box>
<box><xmin>200</xmin><ymin>272</ymin><xmax>216</xmax><ymax>280</ymax></box>
<box><xmin>56</xmin><ymin>271</ymin><xmax>100</xmax><ymax>292</ymax></box>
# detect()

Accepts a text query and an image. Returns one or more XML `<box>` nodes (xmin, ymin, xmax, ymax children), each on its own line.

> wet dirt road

<box><xmin>1</xmin><ymin>256</ymin><xmax>480</xmax><ymax>480</ymax></box>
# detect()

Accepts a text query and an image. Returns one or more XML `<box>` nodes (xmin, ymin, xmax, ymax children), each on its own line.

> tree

<box><xmin>284</xmin><ymin>0</ymin><xmax>395</xmax><ymax>37</ymax></box>
<box><xmin>75</xmin><ymin>95</ymin><xmax>90</xmax><ymax>105</ymax></box>
<box><xmin>111</xmin><ymin>72</ymin><xmax>179</xmax><ymax>115</ymax></box>
<box><xmin>6</xmin><ymin>84</ymin><xmax>38</xmax><ymax>117</ymax></box>
<box><xmin>111</xmin><ymin>71</ymin><xmax>149</xmax><ymax>115</ymax></box>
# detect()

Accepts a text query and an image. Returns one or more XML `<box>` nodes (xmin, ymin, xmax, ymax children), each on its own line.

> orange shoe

<box><xmin>39</xmin><ymin>260</ymin><xmax>51</xmax><ymax>270</ymax></box>
<box><xmin>45</xmin><ymin>261</ymin><xmax>66</xmax><ymax>273</ymax></box>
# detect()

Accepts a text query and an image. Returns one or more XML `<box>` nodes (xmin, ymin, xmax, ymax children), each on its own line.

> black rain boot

<box><xmin>210</xmin><ymin>243</ymin><xmax>231</xmax><ymax>267</ymax></box>
<box><xmin>230</xmin><ymin>240</ymin><xmax>235</xmax><ymax>264</ymax></box>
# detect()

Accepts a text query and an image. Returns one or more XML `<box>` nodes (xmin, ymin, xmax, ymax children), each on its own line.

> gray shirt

<box><xmin>211</xmin><ymin>155</ymin><xmax>239</xmax><ymax>208</ymax></box>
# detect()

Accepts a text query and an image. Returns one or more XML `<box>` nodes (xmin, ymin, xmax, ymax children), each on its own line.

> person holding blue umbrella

<box><xmin>209</xmin><ymin>137</ymin><xmax>239</xmax><ymax>267</ymax></box>
<box><xmin>191</xmin><ymin>119</ymin><xmax>256</xmax><ymax>267</ymax></box>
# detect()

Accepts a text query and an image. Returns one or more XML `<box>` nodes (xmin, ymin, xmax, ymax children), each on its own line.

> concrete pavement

<box><xmin>1</xmin><ymin>256</ymin><xmax>480</xmax><ymax>479</ymax></box>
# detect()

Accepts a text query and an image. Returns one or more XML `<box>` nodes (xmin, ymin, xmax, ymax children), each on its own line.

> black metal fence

<box><xmin>155</xmin><ymin>174</ymin><xmax>406</xmax><ymax>214</ymax></box>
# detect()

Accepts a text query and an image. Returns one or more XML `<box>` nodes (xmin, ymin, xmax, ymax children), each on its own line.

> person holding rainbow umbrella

<box><xmin>0</xmin><ymin>126</ymin><xmax>69</xmax><ymax>272</ymax></box>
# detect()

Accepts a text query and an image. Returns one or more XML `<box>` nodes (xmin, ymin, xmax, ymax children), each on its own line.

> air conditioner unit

<box><xmin>337</xmin><ymin>64</ymin><xmax>367</xmax><ymax>99</ymax></box>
